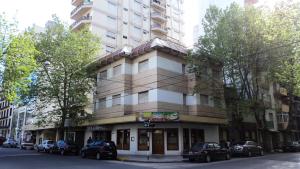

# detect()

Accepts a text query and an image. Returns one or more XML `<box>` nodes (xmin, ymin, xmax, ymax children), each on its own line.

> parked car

<box><xmin>0</xmin><ymin>136</ymin><xmax>6</xmax><ymax>146</ymax></box>
<box><xmin>50</xmin><ymin>140</ymin><xmax>80</xmax><ymax>155</ymax></box>
<box><xmin>80</xmin><ymin>140</ymin><xmax>117</xmax><ymax>160</ymax></box>
<box><xmin>182</xmin><ymin>142</ymin><xmax>231</xmax><ymax>163</ymax></box>
<box><xmin>231</xmin><ymin>141</ymin><xmax>264</xmax><ymax>157</ymax></box>
<box><xmin>282</xmin><ymin>142</ymin><xmax>300</xmax><ymax>152</ymax></box>
<box><xmin>36</xmin><ymin>140</ymin><xmax>55</xmax><ymax>152</ymax></box>
<box><xmin>20</xmin><ymin>142</ymin><xmax>35</xmax><ymax>150</ymax></box>
<box><xmin>2</xmin><ymin>138</ymin><xmax>18</xmax><ymax>148</ymax></box>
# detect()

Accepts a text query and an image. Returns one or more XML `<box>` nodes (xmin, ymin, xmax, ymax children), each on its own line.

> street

<box><xmin>1</xmin><ymin>148</ymin><xmax>300</xmax><ymax>169</ymax></box>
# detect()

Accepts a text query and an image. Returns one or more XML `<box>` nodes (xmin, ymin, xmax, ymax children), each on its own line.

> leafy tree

<box><xmin>33</xmin><ymin>17</ymin><xmax>100</xmax><ymax>138</ymax></box>
<box><xmin>0</xmin><ymin>14</ymin><xmax>38</xmax><ymax>102</ymax></box>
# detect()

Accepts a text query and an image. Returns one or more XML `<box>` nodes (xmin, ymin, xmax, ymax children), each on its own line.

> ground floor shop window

<box><xmin>65</xmin><ymin>132</ymin><xmax>76</xmax><ymax>142</ymax></box>
<box><xmin>167</xmin><ymin>128</ymin><xmax>179</xmax><ymax>150</ymax></box>
<box><xmin>117</xmin><ymin>129</ymin><xmax>130</xmax><ymax>150</ymax></box>
<box><xmin>138</xmin><ymin>129</ymin><xmax>149</xmax><ymax>151</ymax></box>
<box><xmin>191</xmin><ymin>129</ymin><xmax>204</xmax><ymax>145</ymax></box>
<box><xmin>93</xmin><ymin>131</ymin><xmax>111</xmax><ymax>141</ymax></box>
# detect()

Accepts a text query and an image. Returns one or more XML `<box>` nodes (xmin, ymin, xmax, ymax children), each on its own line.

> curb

<box><xmin>117</xmin><ymin>157</ymin><xmax>184</xmax><ymax>163</ymax></box>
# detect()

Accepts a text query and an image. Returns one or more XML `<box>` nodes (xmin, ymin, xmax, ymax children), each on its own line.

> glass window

<box><xmin>99</xmin><ymin>70</ymin><xmax>107</xmax><ymax>80</ymax></box>
<box><xmin>167</xmin><ymin>129</ymin><xmax>179</xmax><ymax>150</ymax></box>
<box><xmin>133</xmin><ymin>13</ymin><xmax>142</xmax><ymax>24</ymax></box>
<box><xmin>133</xmin><ymin>26</ymin><xmax>142</xmax><ymax>37</ymax></box>
<box><xmin>138</xmin><ymin>91</ymin><xmax>148</xmax><ymax>104</ymax></box>
<box><xmin>99</xmin><ymin>98</ymin><xmax>106</xmax><ymax>109</ymax></box>
<box><xmin>200</xmin><ymin>94</ymin><xmax>209</xmax><ymax>105</ymax></box>
<box><xmin>183</xmin><ymin>94</ymin><xmax>187</xmax><ymax>105</ymax></box>
<box><xmin>107</xmin><ymin>15</ymin><xmax>117</xmax><ymax>26</ymax></box>
<box><xmin>113</xmin><ymin>65</ymin><xmax>122</xmax><ymax>76</ymax></box>
<box><xmin>106</xmin><ymin>31</ymin><xmax>116</xmax><ymax>40</ymax></box>
<box><xmin>117</xmin><ymin>129</ymin><xmax>130</xmax><ymax>150</ymax></box>
<box><xmin>106</xmin><ymin>45</ymin><xmax>115</xmax><ymax>53</ymax></box>
<box><xmin>138</xmin><ymin>59</ymin><xmax>149</xmax><ymax>72</ymax></box>
<box><xmin>112</xmin><ymin>94</ymin><xmax>121</xmax><ymax>106</ymax></box>
<box><xmin>138</xmin><ymin>129</ymin><xmax>149</xmax><ymax>150</ymax></box>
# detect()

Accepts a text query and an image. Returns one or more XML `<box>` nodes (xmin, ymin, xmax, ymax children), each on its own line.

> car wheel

<box><xmin>248</xmin><ymin>151</ymin><xmax>252</xmax><ymax>157</ymax></box>
<box><xmin>205</xmin><ymin>154</ymin><xmax>211</xmax><ymax>163</ymax></box>
<box><xmin>96</xmin><ymin>152</ymin><xmax>101</xmax><ymax>160</ymax></box>
<box><xmin>225</xmin><ymin>153</ymin><xmax>231</xmax><ymax>160</ymax></box>
<box><xmin>81</xmin><ymin>151</ymin><xmax>86</xmax><ymax>158</ymax></box>
<box><xmin>260</xmin><ymin>150</ymin><xmax>264</xmax><ymax>156</ymax></box>
<box><xmin>60</xmin><ymin>149</ymin><xmax>65</xmax><ymax>156</ymax></box>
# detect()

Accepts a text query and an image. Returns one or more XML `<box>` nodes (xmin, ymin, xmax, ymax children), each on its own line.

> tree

<box><xmin>34</xmin><ymin>17</ymin><xmax>100</xmax><ymax>139</ymax></box>
<box><xmin>189</xmin><ymin>3</ymin><xmax>279</xmax><ymax>143</ymax></box>
<box><xmin>0</xmin><ymin>14</ymin><xmax>38</xmax><ymax>102</ymax></box>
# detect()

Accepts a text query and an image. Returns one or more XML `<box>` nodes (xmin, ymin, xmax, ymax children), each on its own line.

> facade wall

<box><xmin>0</xmin><ymin>100</ymin><xmax>14</xmax><ymax>139</ymax></box>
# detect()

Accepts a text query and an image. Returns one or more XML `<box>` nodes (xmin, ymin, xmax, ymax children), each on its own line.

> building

<box><xmin>85</xmin><ymin>38</ymin><xmax>227</xmax><ymax>155</ymax></box>
<box><xmin>70</xmin><ymin>0</ymin><xmax>185</xmax><ymax>56</ymax></box>
<box><xmin>0</xmin><ymin>99</ymin><xmax>14</xmax><ymax>138</ymax></box>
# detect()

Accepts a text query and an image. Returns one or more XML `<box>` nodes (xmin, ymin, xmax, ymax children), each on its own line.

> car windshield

<box><xmin>191</xmin><ymin>143</ymin><xmax>205</xmax><ymax>151</ymax></box>
<box><xmin>47</xmin><ymin>141</ymin><xmax>54</xmax><ymax>144</ymax></box>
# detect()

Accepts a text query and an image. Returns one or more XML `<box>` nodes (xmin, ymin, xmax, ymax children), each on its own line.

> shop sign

<box><xmin>140</xmin><ymin>112</ymin><xmax>179</xmax><ymax>122</ymax></box>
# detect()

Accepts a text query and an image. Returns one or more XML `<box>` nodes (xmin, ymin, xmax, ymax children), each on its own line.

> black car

<box><xmin>182</xmin><ymin>142</ymin><xmax>231</xmax><ymax>163</ymax></box>
<box><xmin>232</xmin><ymin>141</ymin><xmax>264</xmax><ymax>157</ymax></box>
<box><xmin>0</xmin><ymin>136</ymin><xmax>6</xmax><ymax>146</ymax></box>
<box><xmin>80</xmin><ymin>140</ymin><xmax>117</xmax><ymax>160</ymax></box>
<box><xmin>282</xmin><ymin>142</ymin><xmax>300</xmax><ymax>152</ymax></box>
<box><xmin>50</xmin><ymin>140</ymin><xmax>80</xmax><ymax>155</ymax></box>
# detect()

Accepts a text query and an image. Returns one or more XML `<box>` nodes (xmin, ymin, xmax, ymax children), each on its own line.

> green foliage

<box><xmin>34</xmin><ymin>16</ymin><xmax>100</xmax><ymax>130</ymax></box>
<box><xmin>0</xmin><ymin>14</ymin><xmax>38</xmax><ymax>102</ymax></box>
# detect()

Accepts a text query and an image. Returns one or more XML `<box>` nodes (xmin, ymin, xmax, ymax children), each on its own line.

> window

<box><xmin>99</xmin><ymin>98</ymin><xmax>106</xmax><ymax>109</ymax></box>
<box><xmin>133</xmin><ymin>26</ymin><xmax>142</xmax><ymax>37</ymax></box>
<box><xmin>113</xmin><ymin>65</ymin><xmax>122</xmax><ymax>76</ymax></box>
<box><xmin>278</xmin><ymin>112</ymin><xmax>289</xmax><ymax>123</ymax></box>
<box><xmin>138</xmin><ymin>129</ymin><xmax>149</xmax><ymax>150</ymax></box>
<box><xmin>112</xmin><ymin>94</ymin><xmax>121</xmax><ymax>106</ymax></box>
<box><xmin>138</xmin><ymin>91</ymin><xmax>148</xmax><ymax>104</ymax></box>
<box><xmin>143</xmin><ymin>30</ymin><xmax>148</xmax><ymax>34</ymax></box>
<box><xmin>268</xmin><ymin>113</ymin><xmax>273</xmax><ymax>121</ymax></box>
<box><xmin>200</xmin><ymin>94</ymin><xmax>209</xmax><ymax>105</ymax></box>
<box><xmin>123</xmin><ymin>21</ymin><xmax>128</xmax><ymax>25</ymax></box>
<box><xmin>138</xmin><ymin>59</ymin><xmax>149</xmax><ymax>72</ymax></box>
<box><xmin>182</xmin><ymin>64</ymin><xmax>186</xmax><ymax>74</ymax></box>
<box><xmin>123</xmin><ymin>35</ymin><xmax>127</xmax><ymax>39</ymax></box>
<box><xmin>167</xmin><ymin>129</ymin><xmax>179</xmax><ymax>150</ymax></box>
<box><xmin>99</xmin><ymin>70</ymin><xmax>107</xmax><ymax>80</ymax></box>
<box><xmin>123</xmin><ymin>8</ymin><xmax>128</xmax><ymax>11</ymax></box>
<box><xmin>117</xmin><ymin>129</ymin><xmax>130</xmax><ymax>150</ymax></box>
<box><xmin>106</xmin><ymin>45</ymin><xmax>115</xmax><ymax>53</ymax></box>
<box><xmin>214</xmin><ymin>97</ymin><xmax>222</xmax><ymax>108</ymax></box>
<box><xmin>134</xmin><ymin>13</ymin><xmax>142</xmax><ymax>24</ymax></box>
<box><xmin>183</xmin><ymin>94</ymin><xmax>187</xmax><ymax>105</ymax></box>
<box><xmin>106</xmin><ymin>31</ymin><xmax>116</xmax><ymax>39</ymax></box>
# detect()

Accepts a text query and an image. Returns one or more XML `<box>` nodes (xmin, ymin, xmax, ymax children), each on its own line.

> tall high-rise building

<box><xmin>70</xmin><ymin>0</ymin><xmax>185</xmax><ymax>57</ymax></box>
<box><xmin>0</xmin><ymin>99</ymin><xmax>14</xmax><ymax>139</ymax></box>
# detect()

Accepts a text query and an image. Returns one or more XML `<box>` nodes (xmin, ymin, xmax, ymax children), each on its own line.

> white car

<box><xmin>20</xmin><ymin>142</ymin><xmax>35</xmax><ymax>150</ymax></box>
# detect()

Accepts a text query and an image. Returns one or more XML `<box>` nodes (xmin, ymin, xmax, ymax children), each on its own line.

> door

<box><xmin>152</xmin><ymin>129</ymin><xmax>164</xmax><ymax>154</ymax></box>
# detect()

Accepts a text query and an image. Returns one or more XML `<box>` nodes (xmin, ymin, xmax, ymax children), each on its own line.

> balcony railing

<box><xmin>151</xmin><ymin>0</ymin><xmax>166</xmax><ymax>11</ymax></box>
<box><xmin>151</xmin><ymin>12</ymin><xmax>167</xmax><ymax>22</ymax></box>
<box><xmin>151</xmin><ymin>24</ymin><xmax>167</xmax><ymax>34</ymax></box>
<box><xmin>71</xmin><ymin>16</ymin><xmax>92</xmax><ymax>30</ymax></box>
<box><xmin>71</xmin><ymin>1</ymin><xmax>93</xmax><ymax>17</ymax></box>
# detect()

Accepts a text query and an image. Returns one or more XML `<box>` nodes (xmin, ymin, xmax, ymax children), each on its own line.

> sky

<box><xmin>0</xmin><ymin>0</ymin><xmax>288</xmax><ymax>47</ymax></box>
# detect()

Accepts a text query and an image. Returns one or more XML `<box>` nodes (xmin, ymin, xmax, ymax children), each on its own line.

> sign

<box><xmin>144</xmin><ymin>120</ymin><xmax>155</xmax><ymax>128</ymax></box>
<box><xmin>87</xmin><ymin>126</ymin><xmax>111</xmax><ymax>131</ymax></box>
<box><xmin>140</xmin><ymin>112</ymin><xmax>179</xmax><ymax>122</ymax></box>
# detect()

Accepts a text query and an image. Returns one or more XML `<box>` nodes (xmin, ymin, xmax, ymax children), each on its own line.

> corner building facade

<box><xmin>85</xmin><ymin>38</ymin><xmax>227</xmax><ymax>155</ymax></box>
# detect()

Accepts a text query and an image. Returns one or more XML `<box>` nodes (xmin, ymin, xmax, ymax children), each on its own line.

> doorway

<box><xmin>152</xmin><ymin>129</ymin><xmax>164</xmax><ymax>154</ymax></box>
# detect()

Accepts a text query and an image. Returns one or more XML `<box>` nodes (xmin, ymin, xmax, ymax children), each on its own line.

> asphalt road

<box><xmin>1</xmin><ymin>147</ymin><xmax>300</xmax><ymax>169</ymax></box>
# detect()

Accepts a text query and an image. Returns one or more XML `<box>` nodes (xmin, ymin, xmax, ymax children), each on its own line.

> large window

<box><xmin>98</xmin><ymin>98</ymin><xmax>106</xmax><ymax>109</ymax></box>
<box><xmin>138</xmin><ymin>91</ymin><xmax>148</xmax><ymax>104</ymax></box>
<box><xmin>99</xmin><ymin>70</ymin><xmax>107</xmax><ymax>80</ymax></box>
<box><xmin>117</xmin><ymin>129</ymin><xmax>130</xmax><ymax>150</ymax></box>
<box><xmin>191</xmin><ymin>129</ymin><xmax>204</xmax><ymax>146</ymax></box>
<box><xmin>113</xmin><ymin>64</ymin><xmax>122</xmax><ymax>76</ymax></box>
<box><xmin>200</xmin><ymin>94</ymin><xmax>209</xmax><ymax>105</ymax></box>
<box><xmin>167</xmin><ymin>129</ymin><xmax>179</xmax><ymax>150</ymax></box>
<box><xmin>112</xmin><ymin>94</ymin><xmax>121</xmax><ymax>106</ymax></box>
<box><xmin>138</xmin><ymin>59</ymin><xmax>149</xmax><ymax>72</ymax></box>
<box><xmin>106</xmin><ymin>31</ymin><xmax>116</xmax><ymax>40</ymax></box>
<box><xmin>106</xmin><ymin>45</ymin><xmax>115</xmax><ymax>53</ymax></box>
<box><xmin>138</xmin><ymin>129</ymin><xmax>149</xmax><ymax>150</ymax></box>
<box><xmin>278</xmin><ymin>112</ymin><xmax>289</xmax><ymax>123</ymax></box>
<box><xmin>133</xmin><ymin>13</ymin><xmax>142</xmax><ymax>25</ymax></box>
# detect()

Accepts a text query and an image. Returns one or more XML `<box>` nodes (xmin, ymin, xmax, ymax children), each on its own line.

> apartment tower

<box><xmin>70</xmin><ymin>0</ymin><xmax>184</xmax><ymax>56</ymax></box>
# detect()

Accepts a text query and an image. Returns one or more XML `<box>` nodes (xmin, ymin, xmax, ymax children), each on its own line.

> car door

<box><xmin>207</xmin><ymin>143</ymin><xmax>215</xmax><ymax>159</ymax></box>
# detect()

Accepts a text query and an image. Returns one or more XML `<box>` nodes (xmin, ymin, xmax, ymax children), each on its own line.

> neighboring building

<box><xmin>70</xmin><ymin>0</ymin><xmax>185</xmax><ymax>56</ymax></box>
<box><xmin>85</xmin><ymin>38</ymin><xmax>227</xmax><ymax>155</ymax></box>
<box><xmin>0</xmin><ymin>99</ymin><xmax>14</xmax><ymax>139</ymax></box>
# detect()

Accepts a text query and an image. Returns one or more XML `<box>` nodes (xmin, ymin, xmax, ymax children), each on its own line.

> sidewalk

<box><xmin>117</xmin><ymin>155</ymin><xmax>184</xmax><ymax>163</ymax></box>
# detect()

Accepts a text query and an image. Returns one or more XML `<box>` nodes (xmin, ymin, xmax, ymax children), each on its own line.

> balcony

<box><xmin>72</xmin><ymin>0</ymin><xmax>84</xmax><ymax>6</ymax></box>
<box><xmin>151</xmin><ymin>12</ymin><xmax>167</xmax><ymax>23</ymax></box>
<box><xmin>71</xmin><ymin>16</ymin><xmax>92</xmax><ymax>31</ymax></box>
<box><xmin>151</xmin><ymin>24</ymin><xmax>167</xmax><ymax>34</ymax></box>
<box><xmin>71</xmin><ymin>1</ymin><xmax>93</xmax><ymax>20</ymax></box>
<box><xmin>151</xmin><ymin>0</ymin><xmax>166</xmax><ymax>11</ymax></box>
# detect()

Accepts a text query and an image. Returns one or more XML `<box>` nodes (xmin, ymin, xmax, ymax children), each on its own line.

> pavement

<box><xmin>1</xmin><ymin>147</ymin><xmax>300</xmax><ymax>169</ymax></box>
<box><xmin>118</xmin><ymin>155</ymin><xmax>183</xmax><ymax>163</ymax></box>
